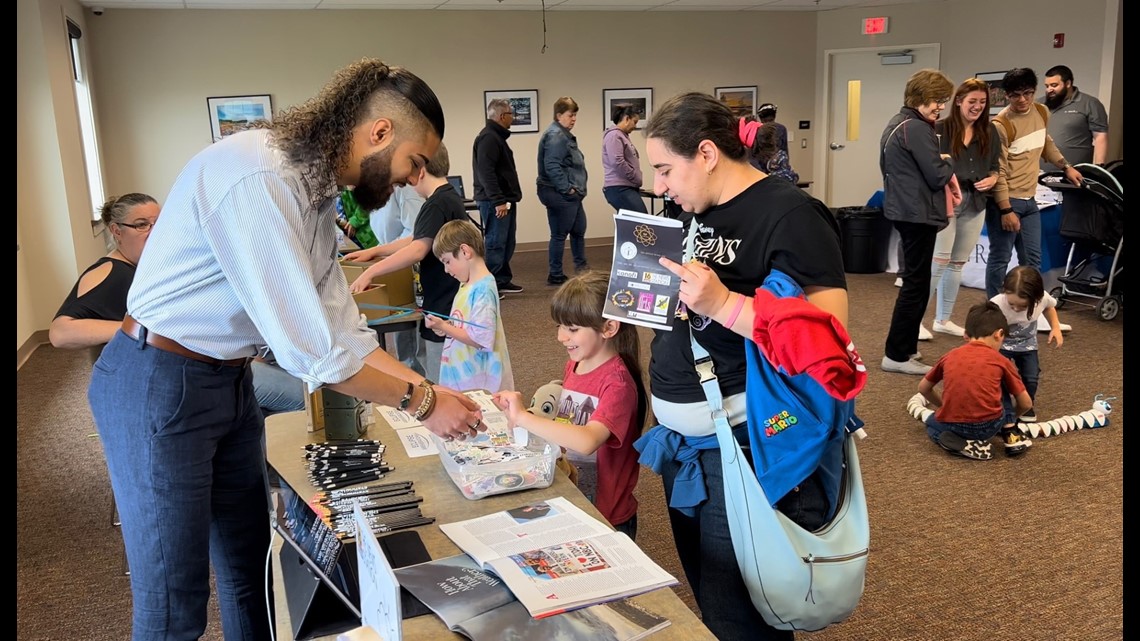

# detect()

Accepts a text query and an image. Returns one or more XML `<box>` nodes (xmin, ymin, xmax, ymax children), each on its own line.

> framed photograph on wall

<box><xmin>206</xmin><ymin>94</ymin><xmax>272</xmax><ymax>142</ymax></box>
<box><xmin>715</xmin><ymin>86</ymin><xmax>758</xmax><ymax>118</ymax></box>
<box><xmin>975</xmin><ymin>71</ymin><xmax>1010</xmax><ymax>115</ymax></box>
<box><xmin>484</xmin><ymin>89</ymin><xmax>540</xmax><ymax>133</ymax></box>
<box><xmin>602</xmin><ymin>88</ymin><xmax>653</xmax><ymax>130</ymax></box>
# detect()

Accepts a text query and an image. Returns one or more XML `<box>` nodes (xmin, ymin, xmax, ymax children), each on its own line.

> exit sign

<box><xmin>862</xmin><ymin>16</ymin><xmax>889</xmax><ymax>35</ymax></box>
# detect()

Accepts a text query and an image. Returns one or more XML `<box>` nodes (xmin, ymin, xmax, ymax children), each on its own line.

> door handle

<box><xmin>829</xmin><ymin>143</ymin><xmax>846</xmax><ymax>150</ymax></box>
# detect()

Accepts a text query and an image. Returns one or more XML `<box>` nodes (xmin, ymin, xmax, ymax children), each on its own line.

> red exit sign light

<box><xmin>862</xmin><ymin>16</ymin><xmax>889</xmax><ymax>35</ymax></box>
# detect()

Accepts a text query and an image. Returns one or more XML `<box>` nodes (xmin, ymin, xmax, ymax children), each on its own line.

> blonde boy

<box><xmin>426</xmin><ymin>220</ymin><xmax>514</xmax><ymax>392</ymax></box>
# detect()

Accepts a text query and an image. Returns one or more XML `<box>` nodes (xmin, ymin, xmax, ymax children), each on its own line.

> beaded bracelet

<box><xmin>412</xmin><ymin>381</ymin><xmax>436</xmax><ymax>420</ymax></box>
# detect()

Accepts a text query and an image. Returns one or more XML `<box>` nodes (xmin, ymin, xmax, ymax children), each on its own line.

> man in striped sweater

<box><xmin>985</xmin><ymin>67</ymin><xmax>1083</xmax><ymax>299</ymax></box>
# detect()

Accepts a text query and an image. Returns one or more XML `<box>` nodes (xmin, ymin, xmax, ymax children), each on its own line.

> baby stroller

<box><xmin>1038</xmin><ymin>162</ymin><xmax>1124</xmax><ymax>321</ymax></box>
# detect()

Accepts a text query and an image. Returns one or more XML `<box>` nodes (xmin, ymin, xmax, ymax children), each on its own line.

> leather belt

<box><xmin>122</xmin><ymin>315</ymin><xmax>249</xmax><ymax>367</ymax></box>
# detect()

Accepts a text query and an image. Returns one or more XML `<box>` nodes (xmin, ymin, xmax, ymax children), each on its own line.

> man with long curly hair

<box><xmin>87</xmin><ymin>58</ymin><xmax>485</xmax><ymax>641</ymax></box>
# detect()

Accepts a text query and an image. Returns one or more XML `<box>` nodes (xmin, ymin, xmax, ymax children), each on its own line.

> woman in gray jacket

<box><xmin>879</xmin><ymin>69</ymin><xmax>956</xmax><ymax>376</ymax></box>
<box><xmin>537</xmin><ymin>96</ymin><xmax>589</xmax><ymax>285</ymax></box>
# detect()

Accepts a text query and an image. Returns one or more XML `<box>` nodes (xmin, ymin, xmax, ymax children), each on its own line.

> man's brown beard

<box><xmin>352</xmin><ymin>145</ymin><xmax>396</xmax><ymax>211</ymax></box>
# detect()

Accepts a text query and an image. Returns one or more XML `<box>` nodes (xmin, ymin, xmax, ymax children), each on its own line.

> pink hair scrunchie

<box><xmin>738</xmin><ymin>117</ymin><xmax>762</xmax><ymax>148</ymax></box>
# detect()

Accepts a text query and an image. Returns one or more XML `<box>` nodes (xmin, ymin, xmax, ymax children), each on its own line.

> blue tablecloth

<box><xmin>867</xmin><ymin>190</ymin><xmax>1066</xmax><ymax>290</ymax></box>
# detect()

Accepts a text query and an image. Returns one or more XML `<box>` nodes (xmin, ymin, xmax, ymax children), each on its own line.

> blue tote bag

<box><xmin>692</xmin><ymin>273</ymin><xmax>870</xmax><ymax>632</ymax></box>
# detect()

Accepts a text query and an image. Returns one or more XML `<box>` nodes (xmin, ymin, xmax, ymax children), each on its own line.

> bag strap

<box><xmin>882</xmin><ymin>118</ymin><xmax>911</xmax><ymax>153</ymax></box>
<box><xmin>681</xmin><ymin>222</ymin><xmax>735</xmax><ymax>433</ymax></box>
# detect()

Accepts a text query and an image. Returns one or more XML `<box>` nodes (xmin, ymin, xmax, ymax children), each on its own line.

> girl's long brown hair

<box><xmin>943</xmin><ymin>78</ymin><xmax>993</xmax><ymax>159</ymax></box>
<box><xmin>1002</xmin><ymin>265</ymin><xmax>1045</xmax><ymax>319</ymax></box>
<box><xmin>550</xmin><ymin>272</ymin><xmax>648</xmax><ymax>435</ymax></box>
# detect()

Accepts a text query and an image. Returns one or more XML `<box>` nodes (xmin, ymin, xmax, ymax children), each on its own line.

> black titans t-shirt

<box><xmin>413</xmin><ymin>183</ymin><xmax>466</xmax><ymax>343</ymax></box>
<box><xmin>649</xmin><ymin>176</ymin><xmax>846</xmax><ymax>404</ymax></box>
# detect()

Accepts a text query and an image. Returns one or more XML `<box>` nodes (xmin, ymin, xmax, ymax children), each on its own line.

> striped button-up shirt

<box><xmin>127</xmin><ymin>129</ymin><xmax>378</xmax><ymax>391</ymax></box>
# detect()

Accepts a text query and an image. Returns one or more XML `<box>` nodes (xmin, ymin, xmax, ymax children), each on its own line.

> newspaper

<box><xmin>439</xmin><ymin>497</ymin><xmax>678</xmax><ymax>618</ymax></box>
<box><xmin>393</xmin><ymin>553</ymin><xmax>670</xmax><ymax>641</ymax></box>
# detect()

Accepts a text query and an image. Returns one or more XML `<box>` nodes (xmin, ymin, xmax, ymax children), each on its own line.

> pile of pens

<box><xmin>309</xmin><ymin>479</ymin><xmax>435</xmax><ymax>539</ymax></box>
<box><xmin>304</xmin><ymin>439</ymin><xmax>434</xmax><ymax>539</ymax></box>
<box><xmin>306</xmin><ymin>439</ymin><xmax>391</xmax><ymax>490</ymax></box>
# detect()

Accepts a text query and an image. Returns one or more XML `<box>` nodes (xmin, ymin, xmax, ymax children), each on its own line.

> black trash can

<box><xmin>836</xmin><ymin>206</ymin><xmax>893</xmax><ymax>274</ymax></box>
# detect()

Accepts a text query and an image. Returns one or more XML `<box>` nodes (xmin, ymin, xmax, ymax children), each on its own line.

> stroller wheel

<box><xmin>1096</xmin><ymin>296</ymin><xmax>1121</xmax><ymax>321</ymax></box>
<box><xmin>1050</xmin><ymin>286</ymin><xmax>1067</xmax><ymax>310</ymax></box>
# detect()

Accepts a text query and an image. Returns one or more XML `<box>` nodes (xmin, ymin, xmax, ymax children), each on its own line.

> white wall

<box><xmin>83</xmin><ymin>8</ymin><xmax>818</xmax><ymax>250</ymax></box>
<box><xmin>17</xmin><ymin>0</ymin><xmax>95</xmax><ymax>351</ymax></box>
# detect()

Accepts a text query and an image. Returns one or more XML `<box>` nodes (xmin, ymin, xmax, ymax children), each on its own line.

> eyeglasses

<box><xmin>935</xmin><ymin>98</ymin><xmax>951</xmax><ymax>106</ymax></box>
<box><xmin>117</xmin><ymin>220</ymin><xmax>155</xmax><ymax>232</ymax></box>
<box><xmin>1006</xmin><ymin>89</ymin><xmax>1036</xmax><ymax>100</ymax></box>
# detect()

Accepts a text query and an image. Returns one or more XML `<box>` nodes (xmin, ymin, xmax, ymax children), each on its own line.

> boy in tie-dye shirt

<box><xmin>425</xmin><ymin>220</ymin><xmax>515</xmax><ymax>392</ymax></box>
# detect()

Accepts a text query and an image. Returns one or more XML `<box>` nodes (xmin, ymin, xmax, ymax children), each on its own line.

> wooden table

<box><xmin>266</xmin><ymin>410</ymin><xmax>714</xmax><ymax>641</ymax></box>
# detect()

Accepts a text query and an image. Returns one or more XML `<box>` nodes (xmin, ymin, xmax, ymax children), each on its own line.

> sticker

<box><xmin>495</xmin><ymin>473</ymin><xmax>524</xmax><ymax>488</ymax></box>
<box><xmin>611</xmin><ymin>289</ymin><xmax>635</xmax><ymax>308</ymax></box>
<box><xmin>633</xmin><ymin>224</ymin><xmax>658</xmax><ymax>246</ymax></box>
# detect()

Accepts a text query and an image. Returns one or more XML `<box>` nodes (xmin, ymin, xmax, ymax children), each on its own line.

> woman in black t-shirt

<box><xmin>638</xmin><ymin>93</ymin><xmax>848</xmax><ymax>641</ymax></box>
<box><xmin>50</xmin><ymin>193</ymin><xmax>160</xmax><ymax>351</ymax></box>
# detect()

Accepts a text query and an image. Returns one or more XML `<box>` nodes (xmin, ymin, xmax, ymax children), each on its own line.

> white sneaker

<box><xmin>918</xmin><ymin>324</ymin><xmax>933</xmax><ymax>341</ymax></box>
<box><xmin>933</xmin><ymin>320</ymin><xmax>965</xmax><ymax>336</ymax></box>
<box><xmin>894</xmin><ymin>277</ymin><xmax>903</xmax><ymax>287</ymax></box>
<box><xmin>881</xmin><ymin>356</ymin><xmax>932</xmax><ymax>375</ymax></box>
<box><xmin>1037</xmin><ymin>315</ymin><xmax>1072</xmax><ymax>332</ymax></box>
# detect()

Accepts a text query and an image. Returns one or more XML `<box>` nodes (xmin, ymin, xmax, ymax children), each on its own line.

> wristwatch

<box><xmin>1000</xmin><ymin>207</ymin><xmax>1015</xmax><ymax>215</ymax></box>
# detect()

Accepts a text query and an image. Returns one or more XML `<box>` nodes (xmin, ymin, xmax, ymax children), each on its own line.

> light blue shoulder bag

<box><xmin>684</xmin><ymin>224</ymin><xmax>870</xmax><ymax>632</ymax></box>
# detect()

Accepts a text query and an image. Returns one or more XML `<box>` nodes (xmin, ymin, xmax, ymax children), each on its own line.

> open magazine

<box><xmin>393</xmin><ymin>554</ymin><xmax>670</xmax><ymax>641</ymax></box>
<box><xmin>602</xmin><ymin>209</ymin><xmax>684</xmax><ymax>331</ymax></box>
<box><xmin>438</xmin><ymin>497</ymin><xmax>678</xmax><ymax>618</ymax></box>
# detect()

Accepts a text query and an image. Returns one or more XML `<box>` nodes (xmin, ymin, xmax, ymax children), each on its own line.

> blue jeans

<box><xmin>390</xmin><ymin>328</ymin><xmax>425</xmax><ymax>377</ymax></box>
<box><xmin>602</xmin><ymin>186</ymin><xmax>647</xmax><ymax>214</ymax></box>
<box><xmin>538</xmin><ymin>184</ymin><xmax>588</xmax><ymax>278</ymax></box>
<box><xmin>477</xmin><ymin>200</ymin><xmax>517</xmax><ymax>287</ymax></box>
<box><xmin>658</xmin><ymin>424</ymin><xmax>814</xmax><ymax>641</ymax></box>
<box><xmin>1001</xmin><ymin>349</ymin><xmax>1040</xmax><ymax>410</ymax></box>
<box><xmin>984</xmin><ymin>198</ymin><xmax>1042</xmax><ymax>299</ymax></box>
<box><xmin>89</xmin><ymin>331</ymin><xmax>272</xmax><ymax>641</ymax></box>
<box><xmin>613</xmin><ymin>514</ymin><xmax>638</xmax><ymax>541</ymax></box>
<box><xmin>924</xmin><ymin>411</ymin><xmax>1010</xmax><ymax>444</ymax></box>
<box><xmin>930</xmin><ymin>198</ymin><xmax>987</xmax><ymax>322</ymax></box>
<box><xmin>251</xmin><ymin>359</ymin><xmax>305</xmax><ymax>416</ymax></box>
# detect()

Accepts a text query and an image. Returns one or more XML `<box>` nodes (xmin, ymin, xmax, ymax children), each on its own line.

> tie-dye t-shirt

<box><xmin>439</xmin><ymin>274</ymin><xmax>514</xmax><ymax>392</ymax></box>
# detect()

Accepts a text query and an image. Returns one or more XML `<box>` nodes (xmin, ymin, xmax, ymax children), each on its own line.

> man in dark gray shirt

<box><xmin>1041</xmin><ymin>65</ymin><xmax>1109</xmax><ymax>168</ymax></box>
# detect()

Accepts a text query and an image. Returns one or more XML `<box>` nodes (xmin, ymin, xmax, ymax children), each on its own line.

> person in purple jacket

<box><xmin>601</xmin><ymin>104</ymin><xmax>647</xmax><ymax>214</ymax></box>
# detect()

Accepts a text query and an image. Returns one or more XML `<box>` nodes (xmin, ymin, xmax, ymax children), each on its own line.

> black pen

<box><xmin>317</xmin><ymin>480</ymin><xmax>412</xmax><ymax>499</ymax></box>
<box><xmin>310</xmin><ymin>465</ymin><xmax>391</xmax><ymax>479</ymax></box>
<box><xmin>305</xmin><ymin>441</ymin><xmax>382</xmax><ymax>451</ymax></box>
<box><xmin>305</xmin><ymin>449</ymin><xmax>383</xmax><ymax>459</ymax></box>
<box><xmin>308</xmin><ymin>460</ymin><xmax>386</xmax><ymax>471</ymax></box>
<box><xmin>316</xmin><ymin>471</ymin><xmax>390</xmax><ymax>489</ymax></box>
<box><xmin>317</xmin><ymin>488</ymin><xmax>415</xmax><ymax>507</ymax></box>
<box><xmin>321</xmin><ymin>496</ymin><xmax>423</xmax><ymax>518</ymax></box>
